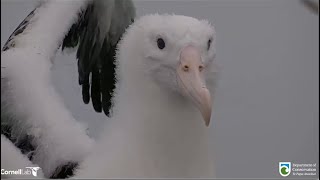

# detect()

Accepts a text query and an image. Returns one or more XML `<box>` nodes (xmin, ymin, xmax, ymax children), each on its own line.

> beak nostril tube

<box><xmin>183</xmin><ymin>65</ymin><xmax>189</xmax><ymax>71</ymax></box>
<box><xmin>178</xmin><ymin>45</ymin><xmax>212</xmax><ymax>127</ymax></box>
<box><xmin>199</xmin><ymin>65</ymin><xmax>203</xmax><ymax>71</ymax></box>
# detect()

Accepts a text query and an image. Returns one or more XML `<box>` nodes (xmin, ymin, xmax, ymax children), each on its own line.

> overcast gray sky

<box><xmin>1</xmin><ymin>0</ymin><xmax>319</xmax><ymax>178</ymax></box>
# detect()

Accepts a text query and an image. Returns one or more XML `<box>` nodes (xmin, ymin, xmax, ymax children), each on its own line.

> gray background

<box><xmin>1</xmin><ymin>0</ymin><xmax>319</xmax><ymax>178</ymax></box>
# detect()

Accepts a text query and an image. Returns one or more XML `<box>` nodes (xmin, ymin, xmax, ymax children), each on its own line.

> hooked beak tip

<box><xmin>201</xmin><ymin>89</ymin><xmax>212</xmax><ymax>127</ymax></box>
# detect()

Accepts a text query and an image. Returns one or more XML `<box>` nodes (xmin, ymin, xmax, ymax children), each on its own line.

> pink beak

<box><xmin>177</xmin><ymin>45</ymin><xmax>212</xmax><ymax>127</ymax></box>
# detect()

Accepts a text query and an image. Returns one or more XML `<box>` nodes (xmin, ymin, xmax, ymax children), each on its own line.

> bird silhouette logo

<box><xmin>25</xmin><ymin>167</ymin><xmax>41</xmax><ymax>177</ymax></box>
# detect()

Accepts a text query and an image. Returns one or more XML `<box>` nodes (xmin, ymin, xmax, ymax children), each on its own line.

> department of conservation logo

<box><xmin>279</xmin><ymin>162</ymin><xmax>291</xmax><ymax>177</ymax></box>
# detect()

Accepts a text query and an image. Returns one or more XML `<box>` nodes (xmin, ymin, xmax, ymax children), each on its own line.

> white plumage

<box><xmin>74</xmin><ymin>14</ymin><xmax>217</xmax><ymax>178</ymax></box>
<box><xmin>1</xmin><ymin>1</ymin><xmax>217</xmax><ymax>178</ymax></box>
<box><xmin>1</xmin><ymin>135</ymin><xmax>44</xmax><ymax>179</ymax></box>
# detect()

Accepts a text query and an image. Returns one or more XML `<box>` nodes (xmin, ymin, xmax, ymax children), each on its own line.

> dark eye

<box><xmin>157</xmin><ymin>38</ymin><xmax>165</xmax><ymax>50</ymax></box>
<box><xmin>207</xmin><ymin>38</ymin><xmax>212</xmax><ymax>50</ymax></box>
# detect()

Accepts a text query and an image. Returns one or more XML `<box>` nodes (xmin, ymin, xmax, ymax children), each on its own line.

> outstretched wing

<box><xmin>1</xmin><ymin>0</ymin><xmax>134</xmax><ymax>178</ymax></box>
<box><xmin>61</xmin><ymin>0</ymin><xmax>135</xmax><ymax>116</ymax></box>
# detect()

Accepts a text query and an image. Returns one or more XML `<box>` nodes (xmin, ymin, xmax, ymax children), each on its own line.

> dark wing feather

<box><xmin>2</xmin><ymin>8</ymin><xmax>37</xmax><ymax>51</ymax></box>
<box><xmin>62</xmin><ymin>0</ymin><xmax>135</xmax><ymax>116</ymax></box>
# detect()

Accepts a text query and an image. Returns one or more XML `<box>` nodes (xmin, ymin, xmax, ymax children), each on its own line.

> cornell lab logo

<box><xmin>1</xmin><ymin>167</ymin><xmax>40</xmax><ymax>177</ymax></box>
<box><xmin>26</xmin><ymin>167</ymin><xmax>41</xmax><ymax>177</ymax></box>
<box><xmin>279</xmin><ymin>162</ymin><xmax>291</xmax><ymax>177</ymax></box>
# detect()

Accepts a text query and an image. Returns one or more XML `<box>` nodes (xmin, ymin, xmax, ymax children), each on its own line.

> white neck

<box><xmin>75</xmin><ymin>29</ymin><xmax>215</xmax><ymax>178</ymax></box>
